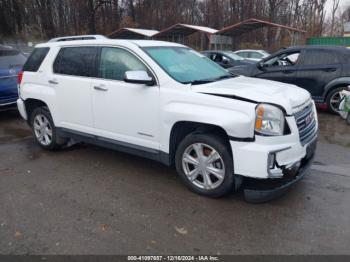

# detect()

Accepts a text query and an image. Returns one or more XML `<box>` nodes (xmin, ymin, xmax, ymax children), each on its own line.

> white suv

<box><xmin>17</xmin><ymin>36</ymin><xmax>318</xmax><ymax>202</ymax></box>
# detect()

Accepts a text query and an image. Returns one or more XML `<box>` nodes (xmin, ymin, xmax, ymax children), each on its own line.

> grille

<box><xmin>294</xmin><ymin>102</ymin><xmax>317</xmax><ymax>146</ymax></box>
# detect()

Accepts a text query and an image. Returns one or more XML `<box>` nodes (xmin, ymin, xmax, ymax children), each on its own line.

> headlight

<box><xmin>255</xmin><ymin>104</ymin><xmax>285</xmax><ymax>136</ymax></box>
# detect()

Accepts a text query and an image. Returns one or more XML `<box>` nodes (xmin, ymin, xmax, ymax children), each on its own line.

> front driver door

<box><xmin>91</xmin><ymin>47</ymin><xmax>160</xmax><ymax>150</ymax></box>
<box><xmin>255</xmin><ymin>51</ymin><xmax>301</xmax><ymax>85</ymax></box>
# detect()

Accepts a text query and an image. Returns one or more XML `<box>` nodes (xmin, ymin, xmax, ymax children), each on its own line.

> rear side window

<box><xmin>23</xmin><ymin>47</ymin><xmax>49</xmax><ymax>72</ymax></box>
<box><xmin>250</xmin><ymin>52</ymin><xmax>263</xmax><ymax>59</ymax></box>
<box><xmin>0</xmin><ymin>49</ymin><xmax>27</xmax><ymax>69</ymax></box>
<box><xmin>53</xmin><ymin>47</ymin><xmax>97</xmax><ymax>77</ymax></box>
<box><xmin>302</xmin><ymin>50</ymin><xmax>339</xmax><ymax>66</ymax></box>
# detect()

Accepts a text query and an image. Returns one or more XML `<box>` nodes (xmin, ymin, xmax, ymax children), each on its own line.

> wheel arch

<box><xmin>24</xmin><ymin>98</ymin><xmax>50</xmax><ymax>125</ymax></box>
<box><xmin>323</xmin><ymin>78</ymin><xmax>350</xmax><ymax>101</ymax></box>
<box><xmin>168</xmin><ymin>121</ymin><xmax>232</xmax><ymax>167</ymax></box>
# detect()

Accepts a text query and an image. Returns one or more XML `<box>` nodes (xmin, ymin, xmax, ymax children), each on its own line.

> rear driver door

<box><xmin>295</xmin><ymin>49</ymin><xmax>341</xmax><ymax>98</ymax></box>
<box><xmin>51</xmin><ymin>46</ymin><xmax>97</xmax><ymax>132</ymax></box>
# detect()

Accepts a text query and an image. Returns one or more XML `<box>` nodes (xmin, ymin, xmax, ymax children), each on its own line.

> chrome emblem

<box><xmin>9</xmin><ymin>68</ymin><xmax>16</xmax><ymax>75</ymax></box>
<box><xmin>305</xmin><ymin>112</ymin><xmax>314</xmax><ymax>126</ymax></box>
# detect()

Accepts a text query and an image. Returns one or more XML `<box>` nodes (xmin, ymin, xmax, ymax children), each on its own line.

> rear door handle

<box><xmin>48</xmin><ymin>79</ymin><xmax>58</xmax><ymax>85</ymax></box>
<box><xmin>94</xmin><ymin>85</ymin><xmax>108</xmax><ymax>91</ymax></box>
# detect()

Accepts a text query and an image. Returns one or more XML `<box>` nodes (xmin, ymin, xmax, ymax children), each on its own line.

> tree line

<box><xmin>1</xmin><ymin>0</ymin><xmax>349</xmax><ymax>47</ymax></box>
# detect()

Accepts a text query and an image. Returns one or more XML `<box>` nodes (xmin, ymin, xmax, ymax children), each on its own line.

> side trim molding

<box><xmin>57</xmin><ymin>128</ymin><xmax>171</xmax><ymax>166</ymax></box>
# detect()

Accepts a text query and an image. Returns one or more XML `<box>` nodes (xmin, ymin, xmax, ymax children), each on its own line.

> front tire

<box><xmin>175</xmin><ymin>133</ymin><xmax>235</xmax><ymax>198</ymax></box>
<box><xmin>30</xmin><ymin>107</ymin><xmax>67</xmax><ymax>150</ymax></box>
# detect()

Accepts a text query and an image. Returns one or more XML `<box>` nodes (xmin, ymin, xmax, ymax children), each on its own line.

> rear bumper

<box><xmin>243</xmin><ymin>152</ymin><xmax>314</xmax><ymax>203</ymax></box>
<box><xmin>16</xmin><ymin>98</ymin><xmax>27</xmax><ymax>120</ymax></box>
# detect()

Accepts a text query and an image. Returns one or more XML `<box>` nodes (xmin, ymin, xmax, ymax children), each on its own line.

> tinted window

<box><xmin>22</xmin><ymin>47</ymin><xmax>49</xmax><ymax>72</ymax></box>
<box><xmin>53</xmin><ymin>47</ymin><xmax>97</xmax><ymax>77</ymax></box>
<box><xmin>99</xmin><ymin>47</ymin><xmax>148</xmax><ymax>81</ymax></box>
<box><xmin>303</xmin><ymin>50</ymin><xmax>338</xmax><ymax>66</ymax></box>
<box><xmin>0</xmin><ymin>49</ymin><xmax>27</xmax><ymax>69</ymax></box>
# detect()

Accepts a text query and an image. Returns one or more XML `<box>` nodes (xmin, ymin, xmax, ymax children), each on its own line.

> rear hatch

<box><xmin>0</xmin><ymin>48</ymin><xmax>26</xmax><ymax>103</ymax></box>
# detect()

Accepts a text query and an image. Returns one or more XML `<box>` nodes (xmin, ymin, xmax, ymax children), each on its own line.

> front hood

<box><xmin>191</xmin><ymin>76</ymin><xmax>311</xmax><ymax>114</ymax></box>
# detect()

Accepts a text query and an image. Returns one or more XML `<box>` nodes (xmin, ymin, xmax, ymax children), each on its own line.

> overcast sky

<box><xmin>325</xmin><ymin>0</ymin><xmax>350</xmax><ymax>15</ymax></box>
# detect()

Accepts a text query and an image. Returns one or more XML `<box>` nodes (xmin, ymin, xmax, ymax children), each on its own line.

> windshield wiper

<box><xmin>183</xmin><ymin>74</ymin><xmax>237</xmax><ymax>85</ymax></box>
<box><xmin>215</xmin><ymin>74</ymin><xmax>237</xmax><ymax>81</ymax></box>
<box><xmin>183</xmin><ymin>79</ymin><xmax>214</xmax><ymax>85</ymax></box>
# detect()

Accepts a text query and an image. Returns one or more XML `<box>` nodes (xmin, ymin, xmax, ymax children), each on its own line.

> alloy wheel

<box><xmin>33</xmin><ymin>114</ymin><xmax>53</xmax><ymax>146</ymax></box>
<box><xmin>329</xmin><ymin>91</ymin><xmax>342</xmax><ymax>113</ymax></box>
<box><xmin>182</xmin><ymin>143</ymin><xmax>225</xmax><ymax>190</ymax></box>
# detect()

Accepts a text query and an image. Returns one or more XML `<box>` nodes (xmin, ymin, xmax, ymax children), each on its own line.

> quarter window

<box><xmin>99</xmin><ymin>47</ymin><xmax>148</xmax><ymax>81</ymax></box>
<box><xmin>22</xmin><ymin>47</ymin><xmax>49</xmax><ymax>72</ymax></box>
<box><xmin>53</xmin><ymin>47</ymin><xmax>97</xmax><ymax>77</ymax></box>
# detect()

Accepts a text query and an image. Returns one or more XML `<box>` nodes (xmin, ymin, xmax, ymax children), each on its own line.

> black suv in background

<box><xmin>230</xmin><ymin>46</ymin><xmax>350</xmax><ymax>113</ymax></box>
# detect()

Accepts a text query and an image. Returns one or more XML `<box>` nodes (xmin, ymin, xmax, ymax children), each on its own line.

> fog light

<box><xmin>268</xmin><ymin>153</ymin><xmax>276</xmax><ymax>169</ymax></box>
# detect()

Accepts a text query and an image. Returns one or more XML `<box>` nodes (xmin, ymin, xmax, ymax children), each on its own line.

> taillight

<box><xmin>18</xmin><ymin>71</ymin><xmax>23</xmax><ymax>85</ymax></box>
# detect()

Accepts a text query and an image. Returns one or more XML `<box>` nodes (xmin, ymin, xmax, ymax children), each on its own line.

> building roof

<box><xmin>108</xmin><ymin>28</ymin><xmax>159</xmax><ymax>39</ymax></box>
<box><xmin>216</xmin><ymin>18</ymin><xmax>306</xmax><ymax>36</ymax></box>
<box><xmin>154</xmin><ymin>23</ymin><xmax>218</xmax><ymax>38</ymax></box>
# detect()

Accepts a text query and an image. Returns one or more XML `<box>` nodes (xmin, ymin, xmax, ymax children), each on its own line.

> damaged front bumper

<box><xmin>243</xmin><ymin>148</ymin><xmax>315</xmax><ymax>203</ymax></box>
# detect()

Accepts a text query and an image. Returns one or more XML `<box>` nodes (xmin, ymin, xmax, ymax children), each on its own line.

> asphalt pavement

<box><xmin>0</xmin><ymin>109</ymin><xmax>349</xmax><ymax>255</ymax></box>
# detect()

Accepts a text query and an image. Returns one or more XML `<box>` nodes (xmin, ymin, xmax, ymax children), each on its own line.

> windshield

<box><xmin>223</xmin><ymin>51</ymin><xmax>244</xmax><ymax>60</ymax></box>
<box><xmin>143</xmin><ymin>46</ymin><xmax>232</xmax><ymax>84</ymax></box>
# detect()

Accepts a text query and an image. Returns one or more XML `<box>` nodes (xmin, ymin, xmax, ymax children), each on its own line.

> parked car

<box><xmin>202</xmin><ymin>51</ymin><xmax>255</xmax><ymax>69</ymax></box>
<box><xmin>0</xmin><ymin>45</ymin><xmax>26</xmax><ymax>107</ymax></box>
<box><xmin>230</xmin><ymin>46</ymin><xmax>350</xmax><ymax>114</ymax></box>
<box><xmin>233</xmin><ymin>49</ymin><xmax>270</xmax><ymax>61</ymax></box>
<box><xmin>233</xmin><ymin>49</ymin><xmax>270</xmax><ymax>62</ymax></box>
<box><xmin>17</xmin><ymin>36</ymin><xmax>318</xmax><ymax>202</ymax></box>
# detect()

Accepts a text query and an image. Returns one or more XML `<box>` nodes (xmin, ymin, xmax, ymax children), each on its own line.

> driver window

<box><xmin>99</xmin><ymin>47</ymin><xmax>148</xmax><ymax>81</ymax></box>
<box><xmin>264</xmin><ymin>51</ymin><xmax>300</xmax><ymax>67</ymax></box>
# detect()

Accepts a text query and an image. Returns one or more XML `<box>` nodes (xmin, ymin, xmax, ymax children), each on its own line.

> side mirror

<box><xmin>124</xmin><ymin>70</ymin><xmax>155</xmax><ymax>86</ymax></box>
<box><xmin>223</xmin><ymin>59</ymin><xmax>229</xmax><ymax>65</ymax></box>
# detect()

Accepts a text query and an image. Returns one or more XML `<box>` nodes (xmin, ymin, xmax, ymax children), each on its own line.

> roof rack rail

<box><xmin>48</xmin><ymin>35</ymin><xmax>108</xmax><ymax>43</ymax></box>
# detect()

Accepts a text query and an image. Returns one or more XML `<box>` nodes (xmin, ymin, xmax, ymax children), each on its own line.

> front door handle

<box><xmin>48</xmin><ymin>79</ymin><xmax>58</xmax><ymax>85</ymax></box>
<box><xmin>94</xmin><ymin>85</ymin><xmax>108</xmax><ymax>91</ymax></box>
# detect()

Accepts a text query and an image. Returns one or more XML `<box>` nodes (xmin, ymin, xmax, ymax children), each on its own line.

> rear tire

<box><xmin>326</xmin><ymin>87</ymin><xmax>346</xmax><ymax>114</ymax></box>
<box><xmin>30</xmin><ymin>107</ymin><xmax>67</xmax><ymax>150</ymax></box>
<box><xmin>175</xmin><ymin>133</ymin><xmax>235</xmax><ymax>198</ymax></box>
